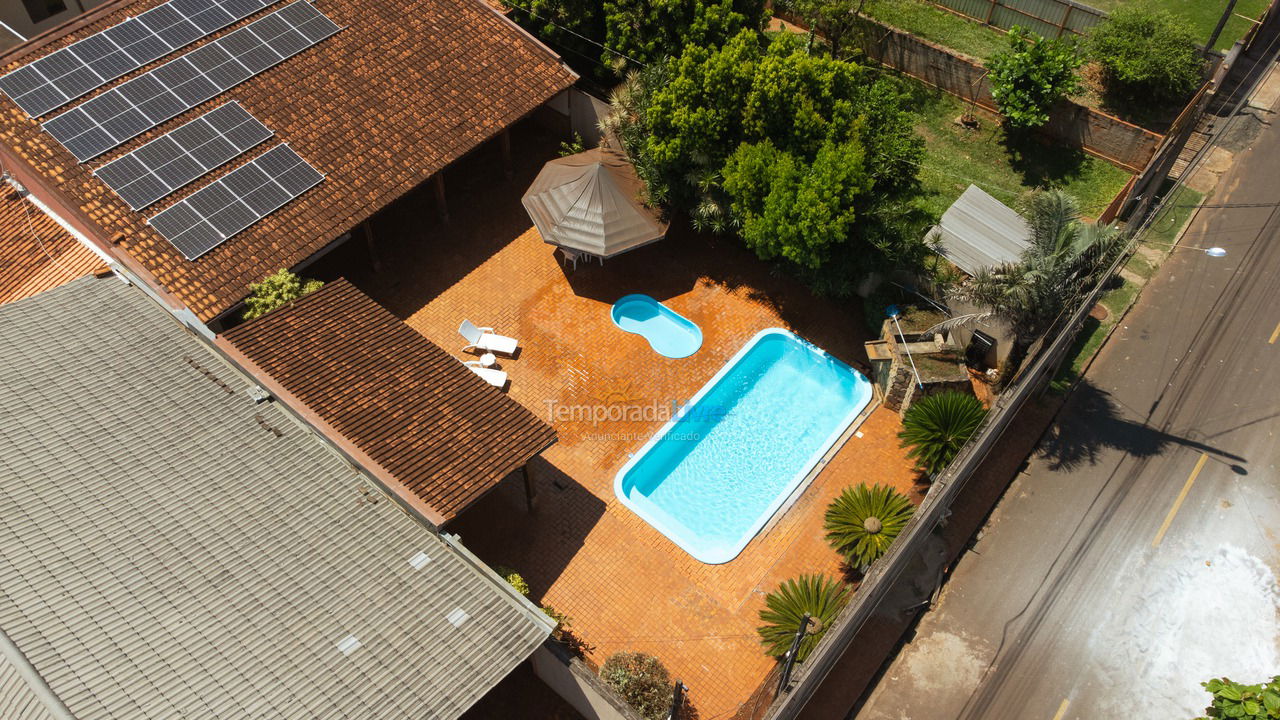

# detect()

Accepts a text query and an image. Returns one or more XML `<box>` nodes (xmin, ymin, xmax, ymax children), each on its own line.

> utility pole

<box><xmin>1206</xmin><ymin>0</ymin><xmax>1240</xmax><ymax>55</ymax></box>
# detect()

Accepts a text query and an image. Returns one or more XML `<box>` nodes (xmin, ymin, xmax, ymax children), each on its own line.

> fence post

<box><xmin>668</xmin><ymin>680</ymin><xmax>687</xmax><ymax>720</ymax></box>
<box><xmin>1058</xmin><ymin>6</ymin><xmax>1073</xmax><ymax>38</ymax></box>
<box><xmin>984</xmin><ymin>0</ymin><xmax>997</xmax><ymax>26</ymax></box>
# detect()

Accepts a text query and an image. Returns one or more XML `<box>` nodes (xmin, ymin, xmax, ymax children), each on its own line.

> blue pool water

<box><xmin>611</xmin><ymin>294</ymin><xmax>702</xmax><ymax>358</ymax></box>
<box><xmin>614</xmin><ymin>329</ymin><xmax>872</xmax><ymax>564</ymax></box>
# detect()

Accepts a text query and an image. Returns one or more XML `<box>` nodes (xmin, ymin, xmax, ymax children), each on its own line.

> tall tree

<box><xmin>987</xmin><ymin>27</ymin><xmax>1083</xmax><ymax>130</ymax></box>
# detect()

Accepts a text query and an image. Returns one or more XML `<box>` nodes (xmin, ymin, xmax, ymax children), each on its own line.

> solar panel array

<box><xmin>0</xmin><ymin>0</ymin><xmax>284</xmax><ymax>119</ymax></box>
<box><xmin>43</xmin><ymin>1</ymin><xmax>340</xmax><ymax>162</ymax></box>
<box><xmin>95</xmin><ymin>102</ymin><xmax>272</xmax><ymax>209</ymax></box>
<box><xmin>149</xmin><ymin>143</ymin><xmax>323</xmax><ymax>259</ymax></box>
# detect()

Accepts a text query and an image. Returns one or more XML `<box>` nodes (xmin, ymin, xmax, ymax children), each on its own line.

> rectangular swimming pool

<box><xmin>614</xmin><ymin>328</ymin><xmax>872</xmax><ymax>564</ymax></box>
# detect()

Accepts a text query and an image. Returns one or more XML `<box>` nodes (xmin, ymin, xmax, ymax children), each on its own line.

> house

<box><xmin>0</xmin><ymin>180</ymin><xmax>103</xmax><ymax>303</ymax></box>
<box><xmin>0</xmin><ymin>0</ymin><xmax>579</xmax><ymax>334</ymax></box>
<box><xmin>0</xmin><ymin>273</ymin><xmax>556</xmax><ymax>719</ymax></box>
<box><xmin>0</xmin><ymin>0</ymin><xmax>105</xmax><ymax>54</ymax></box>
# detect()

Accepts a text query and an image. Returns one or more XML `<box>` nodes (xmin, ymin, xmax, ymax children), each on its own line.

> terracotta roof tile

<box><xmin>0</xmin><ymin>187</ymin><xmax>103</xmax><ymax>305</ymax></box>
<box><xmin>222</xmin><ymin>278</ymin><xmax>557</xmax><ymax>521</ymax></box>
<box><xmin>0</xmin><ymin>0</ymin><xmax>577</xmax><ymax>321</ymax></box>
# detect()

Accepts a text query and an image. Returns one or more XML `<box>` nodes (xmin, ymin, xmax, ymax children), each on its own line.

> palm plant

<box><xmin>757</xmin><ymin>574</ymin><xmax>849</xmax><ymax>662</ymax></box>
<box><xmin>898</xmin><ymin>391</ymin><xmax>987</xmax><ymax>475</ymax></box>
<box><xmin>949</xmin><ymin>189</ymin><xmax>1122</xmax><ymax>374</ymax></box>
<box><xmin>824</xmin><ymin>484</ymin><xmax>915</xmax><ymax>568</ymax></box>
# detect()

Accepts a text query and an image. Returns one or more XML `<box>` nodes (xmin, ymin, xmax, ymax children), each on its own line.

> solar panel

<box><xmin>0</xmin><ymin>0</ymin><xmax>283</xmax><ymax>119</ymax></box>
<box><xmin>42</xmin><ymin>1</ymin><xmax>340</xmax><ymax>162</ymax></box>
<box><xmin>95</xmin><ymin>101</ymin><xmax>272</xmax><ymax>209</ymax></box>
<box><xmin>149</xmin><ymin>143</ymin><xmax>322</xmax><ymax>259</ymax></box>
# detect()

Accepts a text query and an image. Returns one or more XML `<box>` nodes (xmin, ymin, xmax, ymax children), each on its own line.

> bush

<box><xmin>988</xmin><ymin>27</ymin><xmax>1083</xmax><ymax>130</ymax></box>
<box><xmin>1197</xmin><ymin>676</ymin><xmax>1280</xmax><ymax>719</ymax></box>
<box><xmin>494</xmin><ymin>565</ymin><xmax>530</xmax><ymax>596</ymax></box>
<box><xmin>241</xmin><ymin>269</ymin><xmax>323</xmax><ymax>321</ymax></box>
<box><xmin>898</xmin><ymin>391</ymin><xmax>986</xmax><ymax>474</ymax></box>
<box><xmin>600</xmin><ymin>652</ymin><xmax>671</xmax><ymax>720</ymax></box>
<box><xmin>824</xmin><ymin>484</ymin><xmax>915</xmax><ymax>568</ymax></box>
<box><xmin>757</xmin><ymin>574</ymin><xmax>849</xmax><ymax>661</ymax></box>
<box><xmin>1088</xmin><ymin>6</ymin><xmax>1203</xmax><ymax>103</ymax></box>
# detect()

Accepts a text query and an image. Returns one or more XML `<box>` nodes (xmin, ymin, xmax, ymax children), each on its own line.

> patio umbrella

<box><xmin>521</xmin><ymin>147</ymin><xmax>669</xmax><ymax>260</ymax></box>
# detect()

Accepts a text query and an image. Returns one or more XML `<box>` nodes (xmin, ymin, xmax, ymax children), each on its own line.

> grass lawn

<box><xmin>909</xmin><ymin>87</ymin><xmax>1133</xmax><ymax>220</ymax></box>
<box><xmin>1082</xmin><ymin>0</ymin><xmax>1269</xmax><ymax>51</ymax></box>
<box><xmin>860</xmin><ymin>0</ymin><xmax>1007</xmax><ymax>60</ymax></box>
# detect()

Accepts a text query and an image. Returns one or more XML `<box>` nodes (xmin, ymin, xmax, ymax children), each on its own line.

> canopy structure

<box><xmin>522</xmin><ymin>148</ymin><xmax>669</xmax><ymax>260</ymax></box>
<box><xmin>928</xmin><ymin>184</ymin><xmax>1031</xmax><ymax>275</ymax></box>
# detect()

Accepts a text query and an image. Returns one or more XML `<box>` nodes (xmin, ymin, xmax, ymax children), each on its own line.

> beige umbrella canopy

<box><xmin>521</xmin><ymin>147</ymin><xmax>669</xmax><ymax>260</ymax></box>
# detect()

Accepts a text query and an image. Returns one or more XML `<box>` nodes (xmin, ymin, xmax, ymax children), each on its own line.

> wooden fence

<box><xmin>927</xmin><ymin>0</ymin><xmax>1106</xmax><ymax>38</ymax></box>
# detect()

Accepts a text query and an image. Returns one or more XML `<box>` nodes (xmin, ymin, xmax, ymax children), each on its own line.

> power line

<box><xmin>502</xmin><ymin>4</ymin><xmax>647</xmax><ymax>68</ymax></box>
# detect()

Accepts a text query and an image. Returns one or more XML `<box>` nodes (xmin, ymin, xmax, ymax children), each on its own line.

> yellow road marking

<box><xmin>1153</xmin><ymin>453</ymin><xmax>1208</xmax><ymax>547</ymax></box>
<box><xmin>1269</xmin><ymin>320</ymin><xmax>1280</xmax><ymax>344</ymax></box>
<box><xmin>1052</xmin><ymin>698</ymin><xmax>1070</xmax><ymax>720</ymax></box>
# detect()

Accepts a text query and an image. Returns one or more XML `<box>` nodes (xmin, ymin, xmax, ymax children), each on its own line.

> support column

<box><xmin>500</xmin><ymin>129</ymin><xmax>514</xmax><ymax>181</ymax></box>
<box><xmin>362</xmin><ymin>220</ymin><xmax>382</xmax><ymax>272</ymax></box>
<box><xmin>522</xmin><ymin>464</ymin><xmax>537</xmax><ymax>513</ymax></box>
<box><xmin>433</xmin><ymin>173</ymin><xmax>449</xmax><ymax>224</ymax></box>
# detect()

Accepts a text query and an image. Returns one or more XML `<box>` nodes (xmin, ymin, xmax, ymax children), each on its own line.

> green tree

<box><xmin>1196</xmin><ymin>676</ymin><xmax>1280</xmax><ymax>720</ymax></box>
<box><xmin>954</xmin><ymin>189</ymin><xmax>1123</xmax><ymax>368</ymax></box>
<box><xmin>898</xmin><ymin>391</ymin><xmax>987</xmax><ymax>474</ymax></box>
<box><xmin>757</xmin><ymin>574</ymin><xmax>849</xmax><ymax>661</ymax></box>
<box><xmin>987</xmin><ymin>27</ymin><xmax>1083</xmax><ymax>130</ymax></box>
<box><xmin>823</xmin><ymin>484</ymin><xmax>915</xmax><ymax>568</ymax></box>
<box><xmin>241</xmin><ymin>269</ymin><xmax>323</xmax><ymax>321</ymax></box>
<box><xmin>599</xmin><ymin>652</ymin><xmax>671</xmax><ymax>720</ymax></box>
<box><xmin>723</xmin><ymin>138</ymin><xmax>871</xmax><ymax>268</ymax></box>
<box><xmin>1088</xmin><ymin>5</ymin><xmax>1204</xmax><ymax>103</ymax></box>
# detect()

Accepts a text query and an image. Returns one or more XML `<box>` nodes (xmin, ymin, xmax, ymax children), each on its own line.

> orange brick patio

<box><xmin>320</xmin><ymin>123</ymin><xmax>923</xmax><ymax>718</ymax></box>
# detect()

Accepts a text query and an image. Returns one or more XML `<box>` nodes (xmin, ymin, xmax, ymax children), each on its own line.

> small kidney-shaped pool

<box><xmin>614</xmin><ymin>328</ymin><xmax>872</xmax><ymax>564</ymax></box>
<box><xmin>611</xmin><ymin>294</ymin><xmax>702</xmax><ymax>358</ymax></box>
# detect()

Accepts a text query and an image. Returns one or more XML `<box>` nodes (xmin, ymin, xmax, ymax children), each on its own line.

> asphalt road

<box><xmin>855</xmin><ymin>76</ymin><xmax>1280</xmax><ymax>720</ymax></box>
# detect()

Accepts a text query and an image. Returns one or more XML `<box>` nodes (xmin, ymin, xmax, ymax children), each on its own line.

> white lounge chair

<box><xmin>459</xmin><ymin>320</ymin><xmax>518</xmax><ymax>356</ymax></box>
<box><xmin>463</xmin><ymin>361</ymin><xmax>508</xmax><ymax>389</ymax></box>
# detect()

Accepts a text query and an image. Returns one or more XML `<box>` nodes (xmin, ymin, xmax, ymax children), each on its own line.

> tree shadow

<box><xmin>1037</xmin><ymin>379</ymin><xmax>1247</xmax><ymax>472</ymax></box>
<box><xmin>1001</xmin><ymin>128</ymin><xmax>1088</xmax><ymax>190</ymax></box>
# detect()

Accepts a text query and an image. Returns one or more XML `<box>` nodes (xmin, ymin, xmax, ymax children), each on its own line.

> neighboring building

<box><xmin>0</xmin><ymin>0</ymin><xmax>104</xmax><ymax>54</ymax></box>
<box><xmin>0</xmin><ymin>0</ymin><xmax>578</xmax><ymax>333</ymax></box>
<box><xmin>0</xmin><ymin>274</ymin><xmax>555</xmax><ymax>719</ymax></box>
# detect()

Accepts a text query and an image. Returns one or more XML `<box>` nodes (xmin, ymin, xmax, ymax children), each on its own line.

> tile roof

<box><xmin>0</xmin><ymin>275</ymin><xmax>552</xmax><ymax>720</ymax></box>
<box><xmin>0</xmin><ymin>0</ymin><xmax>577</xmax><ymax>322</ymax></box>
<box><xmin>222</xmin><ymin>278</ymin><xmax>557</xmax><ymax>522</ymax></box>
<box><xmin>0</xmin><ymin>186</ymin><xmax>102</xmax><ymax>305</ymax></box>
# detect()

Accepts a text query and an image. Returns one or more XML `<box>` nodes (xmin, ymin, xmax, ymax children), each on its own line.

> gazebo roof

<box><xmin>521</xmin><ymin>148</ymin><xmax>668</xmax><ymax>258</ymax></box>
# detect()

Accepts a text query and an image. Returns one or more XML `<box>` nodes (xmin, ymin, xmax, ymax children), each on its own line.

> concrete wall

<box><xmin>531</xmin><ymin>642</ymin><xmax>645</xmax><ymax>720</ymax></box>
<box><xmin>827</xmin><ymin>14</ymin><xmax>1163</xmax><ymax>172</ymax></box>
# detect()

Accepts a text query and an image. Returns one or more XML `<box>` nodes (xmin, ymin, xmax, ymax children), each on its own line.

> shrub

<box><xmin>757</xmin><ymin>574</ymin><xmax>849</xmax><ymax>661</ymax></box>
<box><xmin>542</xmin><ymin>605</ymin><xmax>570</xmax><ymax>638</ymax></box>
<box><xmin>898</xmin><ymin>391</ymin><xmax>987</xmax><ymax>474</ymax></box>
<box><xmin>1197</xmin><ymin>676</ymin><xmax>1280</xmax><ymax>720</ymax></box>
<box><xmin>600</xmin><ymin>652</ymin><xmax>671</xmax><ymax>720</ymax></box>
<box><xmin>1088</xmin><ymin>5</ymin><xmax>1203</xmax><ymax>103</ymax></box>
<box><xmin>824</xmin><ymin>484</ymin><xmax>915</xmax><ymax>568</ymax></box>
<box><xmin>988</xmin><ymin>27</ymin><xmax>1083</xmax><ymax>130</ymax></box>
<box><xmin>494</xmin><ymin>565</ymin><xmax>530</xmax><ymax>596</ymax></box>
<box><xmin>241</xmin><ymin>269</ymin><xmax>323</xmax><ymax>321</ymax></box>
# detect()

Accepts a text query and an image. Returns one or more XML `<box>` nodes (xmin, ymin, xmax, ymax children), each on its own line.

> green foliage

<box><xmin>757</xmin><ymin>574</ymin><xmax>849</xmax><ymax>661</ymax></box>
<box><xmin>1197</xmin><ymin>676</ymin><xmax>1280</xmax><ymax>720</ymax></box>
<box><xmin>823</xmin><ymin>484</ymin><xmax>915</xmax><ymax>567</ymax></box>
<box><xmin>612</xmin><ymin>30</ymin><xmax>924</xmax><ymax>278</ymax></box>
<box><xmin>987</xmin><ymin>27</ymin><xmax>1083</xmax><ymax>130</ymax></box>
<box><xmin>558</xmin><ymin>132</ymin><xmax>587</xmax><ymax>157</ymax></box>
<box><xmin>494</xmin><ymin>565</ymin><xmax>530</xmax><ymax>596</ymax></box>
<box><xmin>723</xmin><ymin>138</ymin><xmax>871</xmax><ymax>268</ymax></box>
<box><xmin>542</xmin><ymin>605</ymin><xmax>572</xmax><ymax>640</ymax></box>
<box><xmin>777</xmin><ymin>0</ymin><xmax>867</xmax><ymax>58</ymax></box>
<box><xmin>898</xmin><ymin>391</ymin><xmax>986</xmax><ymax>474</ymax></box>
<box><xmin>505</xmin><ymin>0</ymin><xmax>763</xmax><ymax>75</ymax></box>
<box><xmin>1088</xmin><ymin>5</ymin><xmax>1203</xmax><ymax>103</ymax></box>
<box><xmin>956</xmin><ymin>189</ymin><xmax>1123</xmax><ymax>359</ymax></box>
<box><xmin>241</xmin><ymin>269</ymin><xmax>323</xmax><ymax>321</ymax></box>
<box><xmin>599</xmin><ymin>652</ymin><xmax>671</xmax><ymax>720</ymax></box>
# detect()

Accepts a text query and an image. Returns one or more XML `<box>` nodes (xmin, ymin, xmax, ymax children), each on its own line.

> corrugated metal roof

<box><xmin>0</xmin><ymin>276</ymin><xmax>550</xmax><ymax>719</ymax></box>
<box><xmin>930</xmin><ymin>184</ymin><xmax>1031</xmax><ymax>275</ymax></box>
